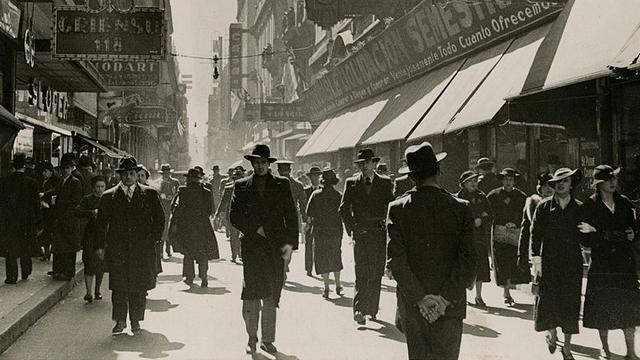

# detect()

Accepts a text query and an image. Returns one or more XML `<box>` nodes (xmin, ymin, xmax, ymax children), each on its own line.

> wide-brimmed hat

<box><xmin>321</xmin><ymin>168</ymin><xmax>339</xmax><ymax>186</ymax></box>
<box><xmin>459</xmin><ymin>170</ymin><xmax>479</xmax><ymax>186</ymax></box>
<box><xmin>354</xmin><ymin>148</ymin><xmax>380</xmax><ymax>164</ymax></box>
<box><xmin>244</xmin><ymin>144</ymin><xmax>277</xmax><ymax>163</ymax></box>
<box><xmin>476</xmin><ymin>157</ymin><xmax>495</xmax><ymax>170</ymax></box>
<box><xmin>548</xmin><ymin>167</ymin><xmax>582</xmax><ymax>186</ymax></box>
<box><xmin>275</xmin><ymin>159</ymin><xmax>294</xmax><ymax>167</ymax></box>
<box><xmin>497</xmin><ymin>168</ymin><xmax>520</xmax><ymax>180</ymax></box>
<box><xmin>194</xmin><ymin>166</ymin><xmax>205</xmax><ymax>176</ymax></box>
<box><xmin>185</xmin><ymin>168</ymin><xmax>203</xmax><ymax>179</ymax></box>
<box><xmin>398</xmin><ymin>142</ymin><xmax>447</xmax><ymax>175</ymax></box>
<box><xmin>592</xmin><ymin>165</ymin><xmax>621</xmax><ymax>188</ymax></box>
<box><xmin>160</xmin><ymin>163</ymin><xmax>172</xmax><ymax>173</ymax></box>
<box><xmin>138</xmin><ymin>165</ymin><xmax>150</xmax><ymax>178</ymax></box>
<box><xmin>306</xmin><ymin>166</ymin><xmax>322</xmax><ymax>176</ymax></box>
<box><xmin>116</xmin><ymin>157</ymin><xmax>143</xmax><ymax>172</ymax></box>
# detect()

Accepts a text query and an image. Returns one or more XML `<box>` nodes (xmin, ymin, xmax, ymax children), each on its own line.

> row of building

<box><xmin>0</xmin><ymin>0</ymin><xmax>189</xmax><ymax>177</ymax></box>
<box><xmin>208</xmin><ymin>0</ymin><xmax>640</xmax><ymax>196</ymax></box>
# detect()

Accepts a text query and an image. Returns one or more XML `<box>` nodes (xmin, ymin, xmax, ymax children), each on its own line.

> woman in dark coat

<box><xmin>170</xmin><ymin>169</ymin><xmax>219</xmax><ymax>287</ymax></box>
<box><xmin>517</xmin><ymin>172</ymin><xmax>554</xmax><ymax>271</ymax></box>
<box><xmin>530</xmin><ymin>168</ymin><xmax>584</xmax><ymax>360</ymax></box>
<box><xmin>39</xmin><ymin>161</ymin><xmax>60</xmax><ymax>261</ymax></box>
<box><xmin>487</xmin><ymin>168</ymin><xmax>529</xmax><ymax>305</ymax></box>
<box><xmin>75</xmin><ymin>175</ymin><xmax>107</xmax><ymax>302</ymax></box>
<box><xmin>306</xmin><ymin>169</ymin><xmax>344</xmax><ymax>299</ymax></box>
<box><xmin>579</xmin><ymin>165</ymin><xmax>640</xmax><ymax>360</ymax></box>
<box><xmin>456</xmin><ymin>170</ymin><xmax>493</xmax><ymax>307</ymax></box>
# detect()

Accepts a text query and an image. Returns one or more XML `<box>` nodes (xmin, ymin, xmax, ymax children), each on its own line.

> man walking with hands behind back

<box><xmin>387</xmin><ymin>142</ymin><xmax>477</xmax><ymax>360</ymax></box>
<box><xmin>230</xmin><ymin>144</ymin><xmax>298</xmax><ymax>355</ymax></box>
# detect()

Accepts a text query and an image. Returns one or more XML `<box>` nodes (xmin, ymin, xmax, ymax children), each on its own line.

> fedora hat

<box><xmin>459</xmin><ymin>170</ymin><xmax>479</xmax><ymax>186</ymax></box>
<box><xmin>212</xmin><ymin>165</ymin><xmax>220</xmax><ymax>171</ymax></box>
<box><xmin>244</xmin><ymin>144</ymin><xmax>277</xmax><ymax>163</ymax></box>
<box><xmin>194</xmin><ymin>166</ymin><xmax>205</xmax><ymax>176</ymax></box>
<box><xmin>160</xmin><ymin>163</ymin><xmax>172</xmax><ymax>173</ymax></box>
<box><xmin>354</xmin><ymin>148</ymin><xmax>380</xmax><ymax>164</ymax></box>
<box><xmin>321</xmin><ymin>168</ymin><xmax>339</xmax><ymax>186</ymax></box>
<box><xmin>116</xmin><ymin>157</ymin><xmax>143</xmax><ymax>172</ymax></box>
<box><xmin>548</xmin><ymin>167</ymin><xmax>582</xmax><ymax>186</ymax></box>
<box><xmin>398</xmin><ymin>142</ymin><xmax>447</xmax><ymax>175</ymax></box>
<box><xmin>306</xmin><ymin>166</ymin><xmax>322</xmax><ymax>176</ymax></box>
<box><xmin>591</xmin><ymin>165</ymin><xmax>621</xmax><ymax>188</ymax></box>
<box><xmin>497</xmin><ymin>168</ymin><xmax>520</xmax><ymax>180</ymax></box>
<box><xmin>185</xmin><ymin>168</ymin><xmax>203</xmax><ymax>179</ymax></box>
<box><xmin>275</xmin><ymin>159</ymin><xmax>294</xmax><ymax>166</ymax></box>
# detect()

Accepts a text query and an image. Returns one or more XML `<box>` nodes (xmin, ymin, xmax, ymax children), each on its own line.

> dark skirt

<box><xmin>82</xmin><ymin>249</ymin><xmax>104</xmax><ymax>276</ymax></box>
<box><xmin>475</xmin><ymin>232</ymin><xmax>491</xmax><ymax>283</ymax></box>
<box><xmin>313</xmin><ymin>230</ymin><xmax>343</xmax><ymax>275</ymax></box>
<box><xmin>534</xmin><ymin>262</ymin><xmax>582</xmax><ymax>333</ymax></box>
<box><xmin>492</xmin><ymin>242</ymin><xmax>531</xmax><ymax>286</ymax></box>
<box><xmin>583</xmin><ymin>285</ymin><xmax>640</xmax><ymax>329</ymax></box>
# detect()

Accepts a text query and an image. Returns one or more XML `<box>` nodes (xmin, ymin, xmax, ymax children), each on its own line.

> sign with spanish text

<box><xmin>229</xmin><ymin>23</ymin><xmax>243</xmax><ymax>92</ymax></box>
<box><xmin>124</xmin><ymin>105</ymin><xmax>177</xmax><ymax>127</ymax></box>
<box><xmin>93</xmin><ymin>60</ymin><xmax>160</xmax><ymax>87</ymax></box>
<box><xmin>0</xmin><ymin>0</ymin><xmax>20</xmax><ymax>39</ymax></box>
<box><xmin>303</xmin><ymin>1</ymin><xmax>563</xmax><ymax>119</ymax></box>
<box><xmin>261</xmin><ymin>103</ymin><xmax>308</xmax><ymax>122</ymax></box>
<box><xmin>27</xmin><ymin>78</ymin><xmax>69</xmax><ymax>121</ymax></box>
<box><xmin>52</xmin><ymin>6</ymin><xmax>165</xmax><ymax>60</ymax></box>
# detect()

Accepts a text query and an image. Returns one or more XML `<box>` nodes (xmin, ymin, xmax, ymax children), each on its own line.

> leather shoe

<box><xmin>336</xmin><ymin>287</ymin><xmax>344</xmax><ymax>296</ymax></box>
<box><xmin>84</xmin><ymin>294</ymin><xmax>93</xmax><ymax>303</ymax></box>
<box><xmin>94</xmin><ymin>293</ymin><xmax>103</xmax><ymax>300</ymax></box>
<box><xmin>260</xmin><ymin>342</ymin><xmax>277</xmax><ymax>354</ymax></box>
<box><xmin>184</xmin><ymin>278</ymin><xmax>194</xmax><ymax>286</ymax></box>
<box><xmin>112</xmin><ymin>321</ymin><xmax>126</xmax><ymax>335</ymax></box>
<box><xmin>131</xmin><ymin>321</ymin><xmax>141</xmax><ymax>332</ymax></box>
<box><xmin>201</xmin><ymin>280</ymin><xmax>208</xmax><ymax>288</ymax></box>
<box><xmin>4</xmin><ymin>279</ymin><xmax>17</xmax><ymax>285</ymax></box>
<box><xmin>245</xmin><ymin>342</ymin><xmax>257</xmax><ymax>354</ymax></box>
<box><xmin>354</xmin><ymin>312</ymin><xmax>366</xmax><ymax>325</ymax></box>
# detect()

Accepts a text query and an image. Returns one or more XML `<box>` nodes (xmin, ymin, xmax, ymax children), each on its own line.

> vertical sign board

<box><xmin>229</xmin><ymin>23</ymin><xmax>243</xmax><ymax>92</ymax></box>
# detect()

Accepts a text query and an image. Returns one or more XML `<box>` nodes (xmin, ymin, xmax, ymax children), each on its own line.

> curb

<box><xmin>0</xmin><ymin>267</ymin><xmax>84</xmax><ymax>355</ymax></box>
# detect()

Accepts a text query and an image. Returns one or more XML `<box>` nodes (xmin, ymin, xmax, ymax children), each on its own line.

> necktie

<box><xmin>126</xmin><ymin>186</ymin><xmax>134</xmax><ymax>201</ymax></box>
<box><xmin>365</xmin><ymin>177</ymin><xmax>372</xmax><ymax>194</ymax></box>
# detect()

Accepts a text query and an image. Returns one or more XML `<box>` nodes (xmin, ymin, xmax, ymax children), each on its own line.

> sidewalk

<box><xmin>0</xmin><ymin>255</ymin><xmax>83</xmax><ymax>355</ymax></box>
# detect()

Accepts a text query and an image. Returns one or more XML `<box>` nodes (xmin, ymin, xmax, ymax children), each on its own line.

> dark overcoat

<box><xmin>580</xmin><ymin>192</ymin><xmax>640</xmax><ymax>329</ymax></box>
<box><xmin>75</xmin><ymin>194</ymin><xmax>101</xmax><ymax>252</ymax></box>
<box><xmin>39</xmin><ymin>175</ymin><xmax>60</xmax><ymax>247</ymax></box>
<box><xmin>170</xmin><ymin>183</ymin><xmax>219</xmax><ymax>260</ymax></box>
<box><xmin>478</xmin><ymin>172</ymin><xmax>502</xmax><ymax>195</ymax></box>
<box><xmin>530</xmin><ymin>196</ymin><xmax>584</xmax><ymax>333</ymax></box>
<box><xmin>229</xmin><ymin>173</ymin><xmax>298</xmax><ymax>306</ymax></box>
<box><xmin>0</xmin><ymin>172</ymin><xmax>41</xmax><ymax>258</ymax></box>
<box><xmin>95</xmin><ymin>184</ymin><xmax>165</xmax><ymax>292</ymax></box>
<box><xmin>456</xmin><ymin>188</ymin><xmax>493</xmax><ymax>283</ymax></box>
<box><xmin>307</xmin><ymin>186</ymin><xmax>344</xmax><ymax>274</ymax></box>
<box><xmin>51</xmin><ymin>176</ymin><xmax>83</xmax><ymax>253</ymax></box>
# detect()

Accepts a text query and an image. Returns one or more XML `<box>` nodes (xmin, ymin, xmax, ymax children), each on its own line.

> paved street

<box><xmin>1</xmin><ymin>232</ymin><xmax>635</xmax><ymax>360</ymax></box>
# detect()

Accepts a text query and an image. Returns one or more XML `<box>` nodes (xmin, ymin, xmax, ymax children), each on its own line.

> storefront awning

<box><xmin>16</xmin><ymin>113</ymin><xmax>72</xmax><ymax>136</ymax></box>
<box><xmin>0</xmin><ymin>105</ymin><xmax>25</xmax><ymax>130</ymax></box>
<box><xmin>445</xmin><ymin>25</ymin><xmax>551</xmax><ymax>134</ymax></box>
<box><xmin>74</xmin><ymin>134</ymin><xmax>124</xmax><ymax>158</ymax></box>
<box><xmin>610</xmin><ymin>24</ymin><xmax>640</xmax><ymax>71</ymax></box>
<box><xmin>296</xmin><ymin>119</ymin><xmax>332</xmax><ymax>157</ymax></box>
<box><xmin>408</xmin><ymin>40</ymin><xmax>513</xmax><ymax>141</ymax></box>
<box><xmin>516</xmin><ymin>0</ymin><xmax>640</xmax><ymax>97</ymax></box>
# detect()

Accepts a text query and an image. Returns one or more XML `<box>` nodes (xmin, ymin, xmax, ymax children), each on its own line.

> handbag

<box><xmin>493</xmin><ymin>224</ymin><xmax>520</xmax><ymax>246</ymax></box>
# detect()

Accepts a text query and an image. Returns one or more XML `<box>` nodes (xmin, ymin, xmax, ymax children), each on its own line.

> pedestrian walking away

<box><xmin>579</xmin><ymin>165</ymin><xmax>640</xmax><ymax>360</ymax></box>
<box><xmin>159</xmin><ymin>163</ymin><xmax>180</xmax><ymax>258</ymax></box>
<box><xmin>94</xmin><ymin>157</ymin><xmax>165</xmax><ymax>335</ymax></box>
<box><xmin>306</xmin><ymin>168</ymin><xmax>344</xmax><ymax>298</ymax></box>
<box><xmin>75</xmin><ymin>175</ymin><xmax>108</xmax><ymax>303</ymax></box>
<box><xmin>339</xmin><ymin>148</ymin><xmax>394</xmax><ymax>325</ymax></box>
<box><xmin>0</xmin><ymin>153</ymin><xmax>41</xmax><ymax>284</ymax></box>
<box><xmin>209</xmin><ymin>165</ymin><xmax>225</xmax><ymax>220</ymax></box>
<box><xmin>487</xmin><ymin>168</ymin><xmax>530</xmax><ymax>305</ymax></box>
<box><xmin>169</xmin><ymin>168</ymin><xmax>220</xmax><ymax>288</ymax></box>
<box><xmin>215</xmin><ymin>166</ymin><xmax>245</xmax><ymax>263</ymax></box>
<box><xmin>303</xmin><ymin>166</ymin><xmax>323</xmax><ymax>276</ymax></box>
<box><xmin>229</xmin><ymin>144</ymin><xmax>299</xmax><ymax>355</ymax></box>
<box><xmin>456</xmin><ymin>170</ymin><xmax>493</xmax><ymax>308</ymax></box>
<box><xmin>51</xmin><ymin>153</ymin><xmax>83</xmax><ymax>281</ymax></box>
<box><xmin>387</xmin><ymin>142</ymin><xmax>477</xmax><ymax>360</ymax></box>
<box><xmin>530</xmin><ymin>168</ymin><xmax>584</xmax><ymax>360</ymax></box>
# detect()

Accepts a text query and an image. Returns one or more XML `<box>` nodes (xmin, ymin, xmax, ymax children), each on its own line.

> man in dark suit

<box><xmin>209</xmin><ymin>165</ymin><xmax>225</xmax><ymax>217</ymax></box>
<box><xmin>387</xmin><ymin>142</ymin><xmax>477</xmax><ymax>360</ymax></box>
<box><xmin>95</xmin><ymin>157</ymin><xmax>165</xmax><ymax>335</ymax></box>
<box><xmin>303</xmin><ymin>166</ymin><xmax>322</xmax><ymax>276</ymax></box>
<box><xmin>0</xmin><ymin>154</ymin><xmax>41</xmax><ymax>284</ymax></box>
<box><xmin>339</xmin><ymin>148</ymin><xmax>394</xmax><ymax>325</ymax></box>
<box><xmin>229</xmin><ymin>144</ymin><xmax>298</xmax><ymax>355</ymax></box>
<box><xmin>215</xmin><ymin>167</ymin><xmax>245</xmax><ymax>263</ymax></box>
<box><xmin>51</xmin><ymin>154</ymin><xmax>83</xmax><ymax>281</ymax></box>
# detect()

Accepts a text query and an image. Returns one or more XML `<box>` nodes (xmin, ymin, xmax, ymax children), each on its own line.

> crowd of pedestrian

<box><xmin>1</xmin><ymin>143</ymin><xmax>640</xmax><ymax>360</ymax></box>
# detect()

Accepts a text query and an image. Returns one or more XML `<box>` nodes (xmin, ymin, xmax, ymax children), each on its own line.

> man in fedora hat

<box><xmin>487</xmin><ymin>168</ymin><xmax>530</xmax><ymax>306</ymax></box>
<box><xmin>78</xmin><ymin>155</ymin><xmax>96</xmax><ymax>196</ymax></box>
<box><xmin>476</xmin><ymin>157</ymin><xmax>501</xmax><ymax>195</ymax></box>
<box><xmin>159</xmin><ymin>163</ymin><xmax>180</xmax><ymax>258</ymax></box>
<box><xmin>229</xmin><ymin>144</ymin><xmax>298</xmax><ymax>354</ymax></box>
<box><xmin>339</xmin><ymin>148</ymin><xmax>394</xmax><ymax>325</ymax></box>
<box><xmin>387</xmin><ymin>142</ymin><xmax>476</xmax><ymax>360</ymax></box>
<box><xmin>209</xmin><ymin>165</ymin><xmax>225</xmax><ymax>217</ymax></box>
<box><xmin>303</xmin><ymin>166</ymin><xmax>323</xmax><ymax>276</ymax></box>
<box><xmin>95</xmin><ymin>157</ymin><xmax>165</xmax><ymax>334</ymax></box>
<box><xmin>393</xmin><ymin>160</ymin><xmax>415</xmax><ymax>199</ymax></box>
<box><xmin>215</xmin><ymin>166</ymin><xmax>246</xmax><ymax>263</ymax></box>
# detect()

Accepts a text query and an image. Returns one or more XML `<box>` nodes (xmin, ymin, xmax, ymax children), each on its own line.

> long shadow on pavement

<box><xmin>110</xmin><ymin>329</ymin><xmax>185</xmax><ymax>359</ymax></box>
<box><xmin>565</xmin><ymin>343</ymin><xmax>603</xmax><ymax>359</ymax></box>
<box><xmin>283</xmin><ymin>281</ymin><xmax>323</xmax><ymax>295</ymax></box>
<box><xmin>251</xmin><ymin>351</ymin><xmax>301</xmax><ymax>360</ymax></box>
<box><xmin>481</xmin><ymin>303</ymin><xmax>534</xmax><ymax>321</ymax></box>
<box><xmin>180</xmin><ymin>286</ymin><xmax>231</xmax><ymax>295</ymax></box>
<box><xmin>328</xmin><ymin>295</ymin><xmax>353</xmax><ymax>308</ymax></box>
<box><xmin>146</xmin><ymin>298</ymin><xmax>179</xmax><ymax>312</ymax></box>
<box><xmin>360</xmin><ymin>319</ymin><xmax>406</xmax><ymax>343</ymax></box>
<box><xmin>156</xmin><ymin>274</ymin><xmax>184</xmax><ymax>283</ymax></box>
<box><xmin>463</xmin><ymin>323</ymin><xmax>501</xmax><ymax>338</ymax></box>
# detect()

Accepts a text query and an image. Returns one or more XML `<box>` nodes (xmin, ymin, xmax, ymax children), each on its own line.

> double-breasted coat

<box><xmin>0</xmin><ymin>172</ymin><xmax>41</xmax><ymax>258</ymax></box>
<box><xmin>229</xmin><ymin>173</ymin><xmax>298</xmax><ymax>306</ymax></box>
<box><xmin>456</xmin><ymin>188</ymin><xmax>493</xmax><ymax>283</ymax></box>
<box><xmin>580</xmin><ymin>192</ymin><xmax>640</xmax><ymax>329</ymax></box>
<box><xmin>530</xmin><ymin>196</ymin><xmax>584</xmax><ymax>333</ymax></box>
<box><xmin>95</xmin><ymin>184</ymin><xmax>165</xmax><ymax>293</ymax></box>
<box><xmin>306</xmin><ymin>186</ymin><xmax>344</xmax><ymax>275</ymax></box>
<box><xmin>170</xmin><ymin>183</ymin><xmax>219</xmax><ymax>260</ymax></box>
<box><xmin>51</xmin><ymin>176</ymin><xmax>83</xmax><ymax>254</ymax></box>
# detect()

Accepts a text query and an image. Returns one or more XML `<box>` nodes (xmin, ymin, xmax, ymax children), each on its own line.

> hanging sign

<box><xmin>93</xmin><ymin>60</ymin><xmax>160</xmax><ymax>87</ymax></box>
<box><xmin>244</xmin><ymin>102</ymin><xmax>308</xmax><ymax>122</ymax></box>
<box><xmin>0</xmin><ymin>0</ymin><xmax>20</xmax><ymax>39</ymax></box>
<box><xmin>27</xmin><ymin>78</ymin><xmax>69</xmax><ymax>120</ymax></box>
<box><xmin>229</xmin><ymin>23</ymin><xmax>243</xmax><ymax>92</ymax></box>
<box><xmin>124</xmin><ymin>105</ymin><xmax>177</xmax><ymax>127</ymax></box>
<box><xmin>52</xmin><ymin>5</ymin><xmax>165</xmax><ymax>60</ymax></box>
<box><xmin>24</xmin><ymin>28</ymin><xmax>35</xmax><ymax>67</ymax></box>
<box><xmin>303</xmin><ymin>1</ymin><xmax>563</xmax><ymax>118</ymax></box>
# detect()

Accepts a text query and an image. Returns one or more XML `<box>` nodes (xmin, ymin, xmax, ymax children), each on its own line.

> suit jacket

<box><xmin>52</xmin><ymin>175</ymin><xmax>83</xmax><ymax>253</ymax></box>
<box><xmin>393</xmin><ymin>175</ymin><xmax>415</xmax><ymax>199</ymax></box>
<box><xmin>339</xmin><ymin>172</ymin><xmax>394</xmax><ymax>238</ymax></box>
<box><xmin>387</xmin><ymin>186</ymin><xmax>477</xmax><ymax>319</ymax></box>
<box><xmin>95</xmin><ymin>184</ymin><xmax>165</xmax><ymax>292</ymax></box>
<box><xmin>0</xmin><ymin>172</ymin><xmax>41</xmax><ymax>257</ymax></box>
<box><xmin>229</xmin><ymin>173</ymin><xmax>298</xmax><ymax>304</ymax></box>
